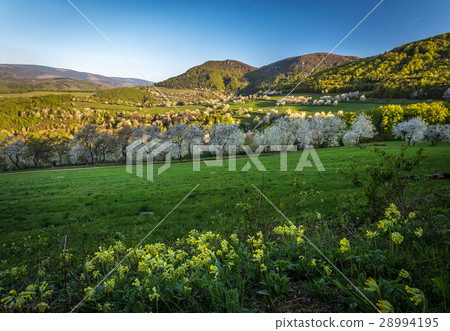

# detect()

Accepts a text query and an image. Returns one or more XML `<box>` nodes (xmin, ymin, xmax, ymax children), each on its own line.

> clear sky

<box><xmin>0</xmin><ymin>0</ymin><xmax>449</xmax><ymax>81</ymax></box>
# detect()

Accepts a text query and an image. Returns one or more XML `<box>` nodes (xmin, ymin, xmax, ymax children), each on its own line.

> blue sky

<box><xmin>0</xmin><ymin>0</ymin><xmax>449</xmax><ymax>81</ymax></box>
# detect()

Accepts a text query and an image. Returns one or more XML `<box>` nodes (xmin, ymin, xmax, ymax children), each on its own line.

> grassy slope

<box><xmin>0</xmin><ymin>141</ymin><xmax>448</xmax><ymax>247</ymax></box>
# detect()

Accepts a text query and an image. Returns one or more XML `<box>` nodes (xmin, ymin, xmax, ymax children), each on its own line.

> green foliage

<box><xmin>244</xmin><ymin>53</ymin><xmax>358</xmax><ymax>93</ymax></box>
<box><xmin>341</xmin><ymin>147</ymin><xmax>427</xmax><ymax>217</ymax></box>
<box><xmin>299</xmin><ymin>33</ymin><xmax>450</xmax><ymax>98</ymax></box>
<box><xmin>380</xmin><ymin>102</ymin><xmax>449</xmax><ymax>130</ymax></box>
<box><xmin>157</xmin><ymin>60</ymin><xmax>256</xmax><ymax>91</ymax></box>
<box><xmin>94</xmin><ymin>87</ymin><xmax>153</xmax><ymax>104</ymax></box>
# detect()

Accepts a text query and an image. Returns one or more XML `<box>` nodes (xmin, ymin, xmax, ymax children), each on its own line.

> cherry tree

<box><xmin>392</xmin><ymin>117</ymin><xmax>427</xmax><ymax>146</ymax></box>
<box><xmin>165</xmin><ymin>122</ymin><xmax>188</xmax><ymax>162</ymax></box>
<box><xmin>209</xmin><ymin>123</ymin><xmax>244</xmax><ymax>155</ymax></box>
<box><xmin>0</xmin><ymin>137</ymin><xmax>25</xmax><ymax>169</ymax></box>
<box><xmin>322</xmin><ymin>116</ymin><xmax>347</xmax><ymax>147</ymax></box>
<box><xmin>183</xmin><ymin>124</ymin><xmax>204</xmax><ymax>159</ymax></box>
<box><xmin>343</xmin><ymin>113</ymin><xmax>376</xmax><ymax>146</ymax></box>
<box><xmin>423</xmin><ymin>124</ymin><xmax>448</xmax><ymax>146</ymax></box>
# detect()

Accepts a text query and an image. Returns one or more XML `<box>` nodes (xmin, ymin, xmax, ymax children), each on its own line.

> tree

<box><xmin>0</xmin><ymin>137</ymin><xmax>25</xmax><ymax>169</ymax></box>
<box><xmin>322</xmin><ymin>116</ymin><xmax>347</xmax><ymax>147</ymax></box>
<box><xmin>74</xmin><ymin>124</ymin><xmax>99</xmax><ymax>165</ymax></box>
<box><xmin>165</xmin><ymin>122</ymin><xmax>188</xmax><ymax>162</ymax></box>
<box><xmin>24</xmin><ymin>135</ymin><xmax>53</xmax><ymax>168</ymax></box>
<box><xmin>93</xmin><ymin>132</ymin><xmax>115</xmax><ymax>163</ymax></box>
<box><xmin>183</xmin><ymin>124</ymin><xmax>204</xmax><ymax>159</ymax></box>
<box><xmin>423</xmin><ymin>124</ymin><xmax>448</xmax><ymax>146</ymax></box>
<box><xmin>52</xmin><ymin>136</ymin><xmax>72</xmax><ymax>166</ymax></box>
<box><xmin>115</xmin><ymin>126</ymin><xmax>134</xmax><ymax>162</ymax></box>
<box><xmin>263</xmin><ymin>118</ymin><xmax>296</xmax><ymax>146</ymax></box>
<box><xmin>343</xmin><ymin>113</ymin><xmax>376</xmax><ymax>146</ymax></box>
<box><xmin>292</xmin><ymin>118</ymin><xmax>312</xmax><ymax>149</ymax></box>
<box><xmin>209</xmin><ymin>123</ymin><xmax>244</xmax><ymax>155</ymax></box>
<box><xmin>392</xmin><ymin>117</ymin><xmax>427</xmax><ymax>146</ymax></box>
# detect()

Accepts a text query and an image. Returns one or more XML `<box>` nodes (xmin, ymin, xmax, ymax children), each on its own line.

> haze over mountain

<box><xmin>0</xmin><ymin>64</ymin><xmax>150</xmax><ymax>88</ymax></box>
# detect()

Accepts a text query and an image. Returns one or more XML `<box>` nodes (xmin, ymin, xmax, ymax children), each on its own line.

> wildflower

<box><xmin>408</xmin><ymin>212</ymin><xmax>416</xmax><ymax>220</ymax></box>
<box><xmin>296</xmin><ymin>236</ymin><xmax>304</xmax><ymax>244</ymax></box>
<box><xmin>399</xmin><ymin>269</ymin><xmax>411</xmax><ymax>280</ymax></box>
<box><xmin>311</xmin><ymin>259</ymin><xmax>316</xmax><ymax>266</ymax></box>
<box><xmin>366</xmin><ymin>230</ymin><xmax>379</xmax><ymax>239</ymax></box>
<box><xmin>105</xmin><ymin>278</ymin><xmax>116</xmax><ymax>294</ymax></box>
<box><xmin>84</xmin><ymin>287</ymin><xmax>95</xmax><ymax>301</ymax></box>
<box><xmin>324</xmin><ymin>265</ymin><xmax>332</xmax><ymax>276</ymax></box>
<box><xmin>229</xmin><ymin>234</ymin><xmax>238</xmax><ymax>243</ymax></box>
<box><xmin>364</xmin><ymin>277</ymin><xmax>379</xmax><ymax>292</ymax></box>
<box><xmin>298</xmin><ymin>255</ymin><xmax>304</xmax><ymax>261</ymax></box>
<box><xmin>260</xmin><ymin>264</ymin><xmax>267</xmax><ymax>272</ymax></box>
<box><xmin>252</xmin><ymin>249</ymin><xmax>264</xmax><ymax>262</ymax></box>
<box><xmin>209</xmin><ymin>265</ymin><xmax>219</xmax><ymax>279</ymax></box>
<box><xmin>85</xmin><ymin>261</ymin><xmax>95</xmax><ymax>272</ymax></box>
<box><xmin>414</xmin><ymin>227</ymin><xmax>423</xmax><ymax>238</ymax></box>
<box><xmin>149</xmin><ymin>287</ymin><xmax>160</xmax><ymax>302</ymax></box>
<box><xmin>405</xmin><ymin>286</ymin><xmax>425</xmax><ymax>306</ymax></box>
<box><xmin>339</xmin><ymin>238</ymin><xmax>350</xmax><ymax>253</ymax></box>
<box><xmin>376</xmin><ymin>299</ymin><xmax>394</xmax><ymax>313</ymax></box>
<box><xmin>391</xmin><ymin>232</ymin><xmax>404</xmax><ymax>245</ymax></box>
<box><xmin>132</xmin><ymin>278</ymin><xmax>141</xmax><ymax>287</ymax></box>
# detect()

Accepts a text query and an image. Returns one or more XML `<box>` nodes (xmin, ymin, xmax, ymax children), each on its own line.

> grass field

<box><xmin>1</xmin><ymin>141</ymin><xmax>448</xmax><ymax>248</ymax></box>
<box><xmin>1</xmin><ymin>141</ymin><xmax>449</xmax><ymax>312</ymax></box>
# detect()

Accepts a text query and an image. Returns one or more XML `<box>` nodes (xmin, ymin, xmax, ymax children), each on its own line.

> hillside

<box><xmin>156</xmin><ymin>60</ymin><xmax>257</xmax><ymax>90</ymax></box>
<box><xmin>299</xmin><ymin>33</ymin><xmax>450</xmax><ymax>98</ymax></box>
<box><xmin>0</xmin><ymin>71</ymin><xmax>108</xmax><ymax>93</ymax></box>
<box><xmin>243</xmin><ymin>53</ymin><xmax>359</xmax><ymax>93</ymax></box>
<box><xmin>0</xmin><ymin>64</ymin><xmax>150</xmax><ymax>88</ymax></box>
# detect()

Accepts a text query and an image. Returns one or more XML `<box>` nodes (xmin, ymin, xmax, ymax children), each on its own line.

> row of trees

<box><xmin>1</xmin><ymin>112</ymin><xmax>449</xmax><ymax>171</ymax></box>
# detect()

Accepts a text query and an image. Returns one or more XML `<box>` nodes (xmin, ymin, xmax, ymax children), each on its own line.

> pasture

<box><xmin>0</xmin><ymin>141</ymin><xmax>449</xmax><ymax>312</ymax></box>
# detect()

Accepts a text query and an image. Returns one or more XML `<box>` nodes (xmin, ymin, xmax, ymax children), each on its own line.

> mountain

<box><xmin>0</xmin><ymin>71</ymin><xmax>108</xmax><ymax>92</ymax></box>
<box><xmin>298</xmin><ymin>33</ymin><xmax>450</xmax><ymax>98</ymax></box>
<box><xmin>0</xmin><ymin>64</ymin><xmax>151</xmax><ymax>88</ymax></box>
<box><xmin>156</xmin><ymin>60</ymin><xmax>257</xmax><ymax>90</ymax></box>
<box><xmin>243</xmin><ymin>53</ymin><xmax>359</xmax><ymax>93</ymax></box>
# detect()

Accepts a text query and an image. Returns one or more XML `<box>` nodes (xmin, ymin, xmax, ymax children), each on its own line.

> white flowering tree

<box><xmin>392</xmin><ymin>117</ymin><xmax>427</xmax><ymax>146</ymax></box>
<box><xmin>423</xmin><ymin>124</ymin><xmax>448</xmax><ymax>146</ymax></box>
<box><xmin>443</xmin><ymin>88</ymin><xmax>450</xmax><ymax>100</ymax></box>
<box><xmin>0</xmin><ymin>137</ymin><xmax>25</xmax><ymax>169</ymax></box>
<box><xmin>165</xmin><ymin>122</ymin><xmax>189</xmax><ymax>162</ymax></box>
<box><xmin>292</xmin><ymin>118</ymin><xmax>312</xmax><ymax>149</ymax></box>
<box><xmin>183</xmin><ymin>124</ymin><xmax>205</xmax><ymax>159</ymax></box>
<box><xmin>322</xmin><ymin>116</ymin><xmax>347</xmax><ymax>147</ymax></box>
<box><xmin>264</xmin><ymin>117</ymin><xmax>296</xmax><ymax>146</ymax></box>
<box><xmin>209</xmin><ymin>123</ymin><xmax>244</xmax><ymax>155</ymax></box>
<box><xmin>343</xmin><ymin>113</ymin><xmax>376</xmax><ymax>146</ymax></box>
<box><xmin>309</xmin><ymin>117</ymin><xmax>325</xmax><ymax>148</ymax></box>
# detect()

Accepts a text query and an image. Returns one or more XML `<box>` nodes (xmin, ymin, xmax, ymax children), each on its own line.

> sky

<box><xmin>0</xmin><ymin>0</ymin><xmax>449</xmax><ymax>82</ymax></box>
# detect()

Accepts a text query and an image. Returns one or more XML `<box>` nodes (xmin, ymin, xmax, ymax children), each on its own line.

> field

<box><xmin>1</xmin><ymin>141</ymin><xmax>449</xmax><ymax>312</ymax></box>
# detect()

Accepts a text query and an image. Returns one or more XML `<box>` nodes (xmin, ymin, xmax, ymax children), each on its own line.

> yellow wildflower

<box><xmin>391</xmin><ymin>232</ymin><xmax>404</xmax><ymax>245</ymax></box>
<box><xmin>399</xmin><ymin>269</ymin><xmax>411</xmax><ymax>280</ymax></box>
<box><xmin>414</xmin><ymin>227</ymin><xmax>423</xmax><ymax>238</ymax></box>
<box><xmin>364</xmin><ymin>277</ymin><xmax>379</xmax><ymax>292</ymax></box>
<box><xmin>376</xmin><ymin>299</ymin><xmax>394</xmax><ymax>313</ymax></box>
<box><xmin>366</xmin><ymin>230</ymin><xmax>379</xmax><ymax>239</ymax></box>
<box><xmin>260</xmin><ymin>264</ymin><xmax>267</xmax><ymax>272</ymax></box>
<box><xmin>340</xmin><ymin>238</ymin><xmax>350</xmax><ymax>253</ymax></box>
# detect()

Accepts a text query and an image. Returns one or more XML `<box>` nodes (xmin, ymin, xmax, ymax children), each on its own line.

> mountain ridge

<box><xmin>0</xmin><ymin>64</ymin><xmax>151</xmax><ymax>88</ymax></box>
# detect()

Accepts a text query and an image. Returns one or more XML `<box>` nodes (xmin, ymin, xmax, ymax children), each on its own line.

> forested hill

<box><xmin>243</xmin><ymin>53</ymin><xmax>359</xmax><ymax>93</ymax></box>
<box><xmin>298</xmin><ymin>33</ymin><xmax>450</xmax><ymax>98</ymax></box>
<box><xmin>156</xmin><ymin>60</ymin><xmax>257</xmax><ymax>91</ymax></box>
